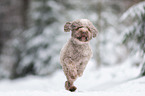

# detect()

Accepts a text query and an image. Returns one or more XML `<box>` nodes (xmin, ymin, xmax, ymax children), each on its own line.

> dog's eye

<box><xmin>76</xmin><ymin>26</ymin><xmax>82</xmax><ymax>30</ymax></box>
<box><xmin>72</xmin><ymin>25</ymin><xmax>76</xmax><ymax>28</ymax></box>
<box><xmin>72</xmin><ymin>25</ymin><xmax>77</xmax><ymax>29</ymax></box>
<box><xmin>72</xmin><ymin>24</ymin><xmax>82</xmax><ymax>30</ymax></box>
<box><xmin>87</xmin><ymin>27</ymin><xmax>91</xmax><ymax>32</ymax></box>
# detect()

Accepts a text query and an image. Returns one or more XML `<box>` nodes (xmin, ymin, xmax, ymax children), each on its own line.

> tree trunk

<box><xmin>0</xmin><ymin>0</ymin><xmax>29</xmax><ymax>79</ymax></box>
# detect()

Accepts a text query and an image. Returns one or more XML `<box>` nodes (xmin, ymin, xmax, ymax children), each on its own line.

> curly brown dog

<box><xmin>60</xmin><ymin>19</ymin><xmax>98</xmax><ymax>92</ymax></box>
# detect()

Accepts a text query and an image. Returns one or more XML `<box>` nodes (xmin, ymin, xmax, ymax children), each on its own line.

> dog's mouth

<box><xmin>77</xmin><ymin>36</ymin><xmax>88</xmax><ymax>42</ymax></box>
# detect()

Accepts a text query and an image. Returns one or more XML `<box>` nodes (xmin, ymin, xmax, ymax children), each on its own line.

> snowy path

<box><xmin>0</xmin><ymin>61</ymin><xmax>144</xmax><ymax>96</ymax></box>
<box><xmin>0</xmin><ymin>72</ymin><xmax>145</xmax><ymax>96</ymax></box>
<box><xmin>0</xmin><ymin>91</ymin><xmax>144</xmax><ymax>96</ymax></box>
<box><xmin>0</xmin><ymin>76</ymin><xmax>145</xmax><ymax>96</ymax></box>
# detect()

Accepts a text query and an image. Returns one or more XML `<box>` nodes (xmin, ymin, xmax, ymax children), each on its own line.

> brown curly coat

<box><xmin>60</xmin><ymin>19</ymin><xmax>98</xmax><ymax>92</ymax></box>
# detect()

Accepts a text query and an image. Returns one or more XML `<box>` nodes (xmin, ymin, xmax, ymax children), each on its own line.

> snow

<box><xmin>0</xmin><ymin>1</ymin><xmax>144</xmax><ymax>96</ymax></box>
<box><xmin>0</xmin><ymin>60</ymin><xmax>145</xmax><ymax>96</ymax></box>
<box><xmin>0</xmin><ymin>91</ymin><xmax>144</xmax><ymax>96</ymax></box>
<box><xmin>120</xmin><ymin>1</ymin><xmax>145</xmax><ymax>21</ymax></box>
<box><xmin>108</xmin><ymin>77</ymin><xmax>145</xmax><ymax>92</ymax></box>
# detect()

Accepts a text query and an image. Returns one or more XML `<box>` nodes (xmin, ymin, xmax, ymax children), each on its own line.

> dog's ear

<box><xmin>64</xmin><ymin>22</ymin><xmax>72</xmax><ymax>32</ymax></box>
<box><xmin>90</xmin><ymin>25</ymin><xmax>98</xmax><ymax>38</ymax></box>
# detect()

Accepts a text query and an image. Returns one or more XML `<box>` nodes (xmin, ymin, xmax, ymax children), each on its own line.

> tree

<box><xmin>0</xmin><ymin>0</ymin><xmax>29</xmax><ymax>79</ymax></box>
<box><xmin>121</xmin><ymin>1</ymin><xmax>145</xmax><ymax>76</ymax></box>
<box><xmin>16</xmin><ymin>0</ymin><xmax>69</xmax><ymax>76</ymax></box>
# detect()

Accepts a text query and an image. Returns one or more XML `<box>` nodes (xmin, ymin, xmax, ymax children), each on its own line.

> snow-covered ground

<box><xmin>0</xmin><ymin>60</ymin><xmax>145</xmax><ymax>96</ymax></box>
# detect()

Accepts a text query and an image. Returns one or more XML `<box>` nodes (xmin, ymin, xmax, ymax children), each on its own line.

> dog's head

<box><xmin>64</xmin><ymin>19</ymin><xmax>98</xmax><ymax>42</ymax></box>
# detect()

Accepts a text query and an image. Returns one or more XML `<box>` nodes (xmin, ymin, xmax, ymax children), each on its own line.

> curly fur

<box><xmin>60</xmin><ymin>19</ymin><xmax>98</xmax><ymax>92</ymax></box>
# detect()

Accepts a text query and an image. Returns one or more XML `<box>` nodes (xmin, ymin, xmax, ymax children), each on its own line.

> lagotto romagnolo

<box><xmin>60</xmin><ymin>19</ymin><xmax>98</xmax><ymax>92</ymax></box>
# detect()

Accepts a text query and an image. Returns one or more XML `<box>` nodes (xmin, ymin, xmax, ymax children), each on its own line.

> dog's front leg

<box><xmin>63</xmin><ymin>58</ymin><xmax>77</xmax><ymax>92</ymax></box>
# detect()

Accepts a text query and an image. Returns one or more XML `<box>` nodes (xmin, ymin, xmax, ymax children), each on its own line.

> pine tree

<box><xmin>16</xmin><ymin>0</ymin><xmax>68</xmax><ymax>76</ymax></box>
<box><xmin>121</xmin><ymin>1</ymin><xmax>145</xmax><ymax>76</ymax></box>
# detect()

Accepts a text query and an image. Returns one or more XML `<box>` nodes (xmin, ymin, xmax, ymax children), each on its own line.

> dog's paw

<box><xmin>69</xmin><ymin>86</ymin><xmax>77</xmax><ymax>92</ymax></box>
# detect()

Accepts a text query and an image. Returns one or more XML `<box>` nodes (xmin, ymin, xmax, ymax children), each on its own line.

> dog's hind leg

<box><xmin>77</xmin><ymin>60</ymin><xmax>89</xmax><ymax>77</ymax></box>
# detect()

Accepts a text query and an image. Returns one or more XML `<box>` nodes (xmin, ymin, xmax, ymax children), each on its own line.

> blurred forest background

<box><xmin>0</xmin><ymin>0</ymin><xmax>144</xmax><ymax>79</ymax></box>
